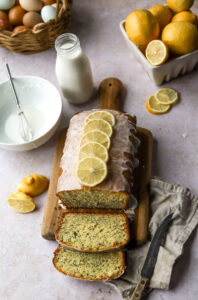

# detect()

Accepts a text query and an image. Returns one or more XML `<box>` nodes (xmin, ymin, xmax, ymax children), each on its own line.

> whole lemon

<box><xmin>171</xmin><ymin>11</ymin><xmax>197</xmax><ymax>25</ymax></box>
<box><xmin>167</xmin><ymin>0</ymin><xmax>194</xmax><ymax>13</ymax></box>
<box><xmin>162</xmin><ymin>21</ymin><xmax>198</xmax><ymax>55</ymax></box>
<box><xmin>125</xmin><ymin>9</ymin><xmax>160</xmax><ymax>51</ymax></box>
<box><xmin>149</xmin><ymin>5</ymin><xmax>172</xmax><ymax>31</ymax></box>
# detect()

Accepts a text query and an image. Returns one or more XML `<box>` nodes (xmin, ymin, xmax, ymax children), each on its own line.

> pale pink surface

<box><xmin>0</xmin><ymin>0</ymin><xmax>198</xmax><ymax>300</ymax></box>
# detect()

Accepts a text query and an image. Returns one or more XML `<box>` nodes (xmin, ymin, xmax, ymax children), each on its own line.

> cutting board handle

<box><xmin>99</xmin><ymin>78</ymin><xmax>124</xmax><ymax>111</ymax></box>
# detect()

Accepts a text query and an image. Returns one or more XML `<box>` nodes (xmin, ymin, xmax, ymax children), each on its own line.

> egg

<box><xmin>13</xmin><ymin>25</ymin><xmax>28</xmax><ymax>33</ymax></box>
<box><xmin>0</xmin><ymin>0</ymin><xmax>15</xmax><ymax>10</ymax></box>
<box><xmin>42</xmin><ymin>0</ymin><xmax>56</xmax><ymax>4</ymax></box>
<box><xmin>0</xmin><ymin>17</ymin><xmax>11</xmax><ymax>30</ymax></box>
<box><xmin>41</xmin><ymin>5</ymin><xmax>56</xmax><ymax>23</ymax></box>
<box><xmin>9</xmin><ymin>6</ymin><xmax>25</xmax><ymax>25</ymax></box>
<box><xmin>23</xmin><ymin>11</ymin><xmax>42</xmax><ymax>28</ymax></box>
<box><xmin>0</xmin><ymin>10</ymin><xmax>8</xmax><ymax>20</ymax></box>
<box><xmin>19</xmin><ymin>0</ymin><xmax>42</xmax><ymax>12</ymax></box>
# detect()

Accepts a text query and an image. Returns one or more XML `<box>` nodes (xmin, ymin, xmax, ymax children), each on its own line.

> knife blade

<box><xmin>131</xmin><ymin>213</ymin><xmax>173</xmax><ymax>300</ymax></box>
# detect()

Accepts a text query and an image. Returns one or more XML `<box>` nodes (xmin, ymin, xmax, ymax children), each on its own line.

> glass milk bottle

<box><xmin>55</xmin><ymin>33</ymin><xmax>94</xmax><ymax>104</ymax></box>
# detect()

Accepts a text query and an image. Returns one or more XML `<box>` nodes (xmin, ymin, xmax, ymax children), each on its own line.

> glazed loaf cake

<box><xmin>55</xmin><ymin>211</ymin><xmax>129</xmax><ymax>252</ymax></box>
<box><xmin>53</xmin><ymin>245</ymin><xmax>125</xmax><ymax>281</ymax></box>
<box><xmin>57</xmin><ymin>109</ymin><xmax>139</xmax><ymax>209</ymax></box>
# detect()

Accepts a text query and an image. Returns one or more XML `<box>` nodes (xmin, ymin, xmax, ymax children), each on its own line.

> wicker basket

<box><xmin>0</xmin><ymin>0</ymin><xmax>72</xmax><ymax>54</ymax></box>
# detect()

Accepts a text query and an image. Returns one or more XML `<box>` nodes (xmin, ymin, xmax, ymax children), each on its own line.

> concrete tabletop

<box><xmin>0</xmin><ymin>0</ymin><xmax>198</xmax><ymax>299</ymax></box>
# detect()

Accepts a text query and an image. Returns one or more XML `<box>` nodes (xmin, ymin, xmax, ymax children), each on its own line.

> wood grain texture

<box><xmin>41</xmin><ymin>78</ymin><xmax>152</xmax><ymax>244</ymax></box>
<box><xmin>99</xmin><ymin>78</ymin><xmax>123</xmax><ymax>111</ymax></box>
<box><xmin>130</xmin><ymin>277</ymin><xmax>149</xmax><ymax>300</ymax></box>
<box><xmin>132</xmin><ymin>128</ymin><xmax>152</xmax><ymax>245</ymax></box>
<box><xmin>41</xmin><ymin>129</ymin><xmax>67</xmax><ymax>240</ymax></box>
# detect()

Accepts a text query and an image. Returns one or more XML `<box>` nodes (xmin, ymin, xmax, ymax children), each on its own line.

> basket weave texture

<box><xmin>0</xmin><ymin>0</ymin><xmax>72</xmax><ymax>54</ymax></box>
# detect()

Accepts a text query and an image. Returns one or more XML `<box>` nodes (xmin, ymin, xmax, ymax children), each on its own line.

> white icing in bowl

<box><xmin>0</xmin><ymin>76</ymin><xmax>62</xmax><ymax>151</ymax></box>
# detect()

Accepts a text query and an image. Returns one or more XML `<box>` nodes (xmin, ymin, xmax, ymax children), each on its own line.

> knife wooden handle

<box><xmin>130</xmin><ymin>277</ymin><xmax>149</xmax><ymax>300</ymax></box>
<box><xmin>99</xmin><ymin>78</ymin><xmax>123</xmax><ymax>111</ymax></box>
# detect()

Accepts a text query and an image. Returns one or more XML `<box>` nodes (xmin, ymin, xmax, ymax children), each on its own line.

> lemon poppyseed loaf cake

<box><xmin>53</xmin><ymin>245</ymin><xmax>125</xmax><ymax>280</ymax></box>
<box><xmin>55</xmin><ymin>211</ymin><xmax>129</xmax><ymax>252</ymax></box>
<box><xmin>57</xmin><ymin>109</ymin><xmax>139</xmax><ymax>209</ymax></box>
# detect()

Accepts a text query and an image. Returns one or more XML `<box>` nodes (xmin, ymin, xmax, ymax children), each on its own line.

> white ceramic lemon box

<box><xmin>120</xmin><ymin>20</ymin><xmax>198</xmax><ymax>85</ymax></box>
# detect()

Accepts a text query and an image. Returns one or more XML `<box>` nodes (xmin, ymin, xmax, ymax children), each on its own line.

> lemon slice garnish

<box><xmin>7</xmin><ymin>192</ymin><xmax>36</xmax><ymax>213</ymax></box>
<box><xmin>82</xmin><ymin>119</ymin><xmax>113</xmax><ymax>137</ymax></box>
<box><xmin>79</xmin><ymin>142</ymin><xmax>109</xmax><ymax>162</ymax></box>
<box><xmin>80</xmin><ymin>130</ymin><xmax>110</xmax><ymax>149</ymax></box>
<box><xmin>75</xmin><ymin>157</ymin><xmax>107</xmax><ymax>187</ymax></box>
<box><xmin>146</xmin><ymin>40</ymin><xmax>169</xmax><ymax>66</ymax></box>
<box><xmin>146</xmin><ymin>95</ymin><xmax>171</xmax><ymax>114</ymax></box>
<box><xmin>155</xmin><ymin>88</ymin><xmax>178</xmax><ymax>105</ymax></box>
<box><xmin>85</xmin><ymin>111</ymin><xmax>115</xmax><ymax>126</ymax></box>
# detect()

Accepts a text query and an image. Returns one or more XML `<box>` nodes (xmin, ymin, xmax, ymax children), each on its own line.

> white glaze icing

<box><xmin>57</xmin><ymin>109</ymin><xmax>140</xmax><ymax>194</ymax></box>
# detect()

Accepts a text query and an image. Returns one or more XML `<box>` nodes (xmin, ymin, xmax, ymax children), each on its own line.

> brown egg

<box><xmin>0</xmin><ymin>18</ymin><xmax>11</xmax><ymax>30</ymax></box>
<box><xmin>23</xmin><ymin>11</ymin><xmax>42</xmax><ymax>28</ymax></box>
<box><xmin>42</xmin><ymin>0</ymin><xmax>56</xmax><ymax>4</ymax></box>
<box><xmin>13</xmin><ymin>25</ymin><xmax>29</xmax><ymax>33</ymax></box>
<box><xmin>0</xmin><ymin>10</ymin><xmax>8</xmax><ymax>20</ymax></box>
<box><xmin>9</xmin><ymin>6</ymin><xmax>25</xmax><ymax>25</ymax></box>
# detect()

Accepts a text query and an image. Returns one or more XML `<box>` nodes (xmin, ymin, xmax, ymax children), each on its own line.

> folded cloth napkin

<box><xmin>106</xmin><ymin>177</ymin><xmax>198</xmax><ymax>300</ymax></box>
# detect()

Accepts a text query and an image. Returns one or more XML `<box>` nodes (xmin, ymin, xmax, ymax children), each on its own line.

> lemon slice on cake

<box><xmin>79</xmin><ymin>142</ymin><xmax>109</xmax><ymax>162</ymax></box>
<box><xmin>83</xmin><ymin>119</ymin><xmax>113</xmax><ymax>137</ymax></box>
<box><xmin>7</xmin><ymin>192</ymin><xmax>36</xmax><ymax>213</ymax></box>
<box><xmin>75</xmin><ymin>157</ymin><xmax>107</xmax><ymax>187</ymax></box>
<box><xmin>146</xmin><ymin>40</ymin><xmax>169</xmax><ymax>66</ymax></box>
<box><xmin>85</xmin><ymin>111</ymin><xmax>115</xmax><ymax>126</ymax></box>
<box><xmin>155</xmin><ymin>88</ymin><xmax>178</xmax><ymax>105</ymax></box>
<box><xmin>80</xmin><ymin>130</ymin><xmax>110</xmax><ymax>149</ymax></box>
<box><xmin>146</xmin><ymin>95</ymin><xmax>171</xmax><ymax>114</ymax></box>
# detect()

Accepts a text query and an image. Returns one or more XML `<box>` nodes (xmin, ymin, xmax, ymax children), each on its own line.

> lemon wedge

<box><xmin>7</xmin><ymin>192</ymin><xmax>36</xmax><ymax>213</ymax></box>
<box><xmin>146</xmin><ymin>95</ymin><xmax>171</xmax><ymax>114</ymax></box>
<box><xmin>75</xmin><ymin>157</ymin><xmax>107</xmax><ymax>187</ymax></box>
<box><xmin>83</xmin><ymin>119</ymin><xmax>113</xmax><ymax>137</ymax></box>
<box><xmin>146</xmin><ymin>40</ymin><xmax>169</xmax><ymax>66</ymax></box>
<box><xmin>155</xmin><ymin>88</ymin><xmax>178</xmax><ymax>105</ymax></box>
<box><xmin>79</xmin><ymin>142</ymin><xmax>108</xmax><ymax>162</ymax></box>
<box><xmin>85</xmin><ymin>111</ymin><xmax>115</xmax><ymax>126</ymax></box>
<box><xmin>80</xmin><ymin>130</ymin><xmax>110</xmax><ymax>149</ymax></box>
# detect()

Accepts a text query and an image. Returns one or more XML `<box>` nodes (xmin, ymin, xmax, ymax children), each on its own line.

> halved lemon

<box><xmin>155</xmin><ymin>88</ymin><xmax>178</xmax><ymax>105</ymax></box>
<box><xmin>7</xmin><ymin>192</ymin><xmax>36</xmax><ymax>213</ymax></box>
<box><xmin>146</xmin><ymin>40</ymin><xmax>169</xmax><ymax>66</ymax></box>
<box><xmin>80</xmin><ymin>130</ymin><xmax>110</xmax><ymax>149</ymax></box>
<box><xmin>79</xmin><ymin>142</ymin><xmax>109</xmax><ymax>162</ymax></box>
<box><xmin>85</xmin><ymin>111</ymin><xmax>115</xmax><ymax>126</ymax></box>
<box><xmin>82</xmin><ymin>119</ymin><xmax>113</xmax><ymax>137</ymax></box>
<box><xmin>146</xmin><ymin>95</ymin><xmax>171</xmax><ymax>114</ymax></box>
<box><xmin>75</xmin><ymin>156</ymin><xmax>107</xmax><ymax>187</ymax></box>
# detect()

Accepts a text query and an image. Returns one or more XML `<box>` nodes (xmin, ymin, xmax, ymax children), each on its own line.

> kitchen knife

<box><xmin>131</xmin><ymin>213</ymin><xmax>173</xmax><ymax>300</ymax></box>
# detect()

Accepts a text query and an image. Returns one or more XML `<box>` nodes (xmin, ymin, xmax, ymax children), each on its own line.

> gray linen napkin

<box><xmin>106</xmin><ymin>177</ymin><xmax>198</xmax><ymax>299</ymax></box>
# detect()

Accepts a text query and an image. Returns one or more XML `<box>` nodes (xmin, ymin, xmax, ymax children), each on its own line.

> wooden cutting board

<box><xmin>41</xmin><ymin>78</ymin><xmax>152</xmax><ymax>245</ymax></box>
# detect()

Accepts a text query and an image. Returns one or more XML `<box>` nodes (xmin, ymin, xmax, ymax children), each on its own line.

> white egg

<box><xmin>19</xmin><ymin>0</ymin><xmax>42</xmax><ymax>12</ymax></box>
<box><xmin>0</xmin><ymin>0</ymin><xmax>15</xmax><ymax>10</ymax></box>
<box><xmin>41</xmin><ymin>5</ymin><xmax>56</xmax><ymax>23</ymax></box>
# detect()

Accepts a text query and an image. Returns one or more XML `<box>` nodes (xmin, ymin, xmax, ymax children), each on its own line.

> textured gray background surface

<box><xmin>0</xmin><ymin>0</ymin><xmax>198</xmax><ymax>299</ymax></box>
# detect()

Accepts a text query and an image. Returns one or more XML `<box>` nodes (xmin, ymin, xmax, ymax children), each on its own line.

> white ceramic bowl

<box><xmin>120</xmin><ymin>20</ymin><xmax>198</xmax><ymax>85</ymax></box>
<box><xmin>0</xmin><ymin>76</ymin><xmax>62</xmax><ymax>151</ymax></box>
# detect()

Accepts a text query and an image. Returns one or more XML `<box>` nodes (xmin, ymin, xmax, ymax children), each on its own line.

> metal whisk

<box><xmin>6</xmin><ymin>63</ymin><xmax>33</xmax><ymax>142</ymax></box>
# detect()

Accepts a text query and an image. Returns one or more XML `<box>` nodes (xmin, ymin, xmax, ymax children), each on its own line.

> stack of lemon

<box><xmin>125</xmin><ymin>0</ymin><xmax>198</xmax><ymax>66</ymax></box>
<box><xmin>146</xmin><ymin>88</ymin><xmax>178</xmax><ymax>114</ymax></box>
<box><xmin>75</xmin><ymin>111</ymin><xmax>115</xmax><ymax>187</ymax></box>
